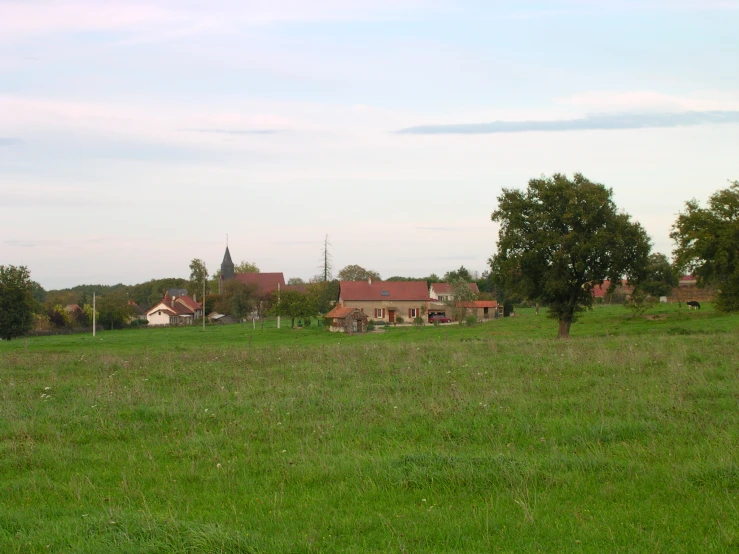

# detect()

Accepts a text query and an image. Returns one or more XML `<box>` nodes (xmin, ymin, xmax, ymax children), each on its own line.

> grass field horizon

<box><xmin>2</xmin><ymin>304</ymin><xmax>738</xmax><ymax>552</ymax></box>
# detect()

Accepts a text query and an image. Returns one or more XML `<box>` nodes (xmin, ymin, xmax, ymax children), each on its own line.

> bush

<box><xmin>413</xmin><ymin>316</ymin><xmax>424</xmax><ymax>327</ymax></box>
<box><xmin>367</xmin><ymin>320</ymin><xmax>375</xmax><ymax>331</ymax></box>
<box><xmin>395</xmin><ymin>316</ymin><xmax>404</xmax><ymax>324</ymax></box>
<box><xmin>465</xmin><ymin>314</ymin><xmax>477</xmax><ymax>326</ymax></box>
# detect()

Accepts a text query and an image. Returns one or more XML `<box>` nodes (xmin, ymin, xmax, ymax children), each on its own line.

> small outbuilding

<box><xmin>324</xmin><ymin>306</ymin><xmax>369</xmax><ymax>334</ymax></box>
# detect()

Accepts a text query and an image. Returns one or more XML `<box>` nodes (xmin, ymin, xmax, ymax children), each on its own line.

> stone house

<box><xmin>338</xmin><ymin>279</ymin><xmax>429</xmax><ymax>323</ymax></box>
<box><xmin>324</xmin><ymin>306</ymin><xmax>369</xmax><ymax>333</ymax></box>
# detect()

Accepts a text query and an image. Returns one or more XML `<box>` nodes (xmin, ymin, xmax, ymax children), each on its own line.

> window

<box><xmin>375</xmin><ymin>308</ymin><xmax>384</xmax><ymax>318</ymax></box>
<box><xmin>381</xmin><ymin>290</ymin><xmax>390</xmax><ymax>296</ymax></box>
<box><xmin>408</xmin><ymin>308</ymin><xmax>417</xmax><ymax>318</ymax></box>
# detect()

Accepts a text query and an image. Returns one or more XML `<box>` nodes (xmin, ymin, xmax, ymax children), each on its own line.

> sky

<box><xmin>1</xmin><ymin>0</ymin><xmax>738</xmax><ymax>290</ymax></box>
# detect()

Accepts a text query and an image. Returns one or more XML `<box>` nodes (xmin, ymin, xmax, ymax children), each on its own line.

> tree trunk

<box><xmin>535</xmin><ymin>303</ymin><xmax>539</xmax><ymax>315</ymax></box>
<box><xmin>557</xmin><ymin>319</ymin><xmax>572</xmax><ymax>339</ymax></box>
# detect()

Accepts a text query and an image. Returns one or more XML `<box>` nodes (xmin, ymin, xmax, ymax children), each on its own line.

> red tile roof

<box><xmin>339</xmin><ymin>280</ymin><xmax>430</xmax><ymax>301</ymax></box>
<box><xmin>174</xmin><ymin>295</ymin><xmax>201</xmax><ymax>312</ymax></box>
<box><xmin>234</xmin><ymin>272</ymin><xmax>286</xmax><ymax>294</ymax></box>
<box><xmin>325</xmin><ymin>306</ymin><xmax>363</xmax><ymax>319</ymax></box>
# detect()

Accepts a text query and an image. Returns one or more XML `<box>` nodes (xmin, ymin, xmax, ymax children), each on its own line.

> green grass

<box><xmin>2</xmin><ymin>305</ymin><xmax>739</xmax><ymax>552</ymax></box>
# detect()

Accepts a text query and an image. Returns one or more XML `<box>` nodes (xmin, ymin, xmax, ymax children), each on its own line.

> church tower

<box><xmin>219</xmin><ymin>246</ymin><xmax>235</xmax><ymax>294</ymax></box>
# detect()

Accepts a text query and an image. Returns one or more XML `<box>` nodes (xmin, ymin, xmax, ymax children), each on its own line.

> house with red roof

<box><xmin>429</xmin><ymin>282</ymin><xmax>480</xmax><ymax>302</ymax></box>
<box><xmin>146</xmin><ymin>292</ymin><xmax>202</xmax><ymax>326</ymax></box>
<box><xmin>324</xmin><ymin>306</ymin><xmax>369</xmax><ymax>333</ymax></box>
<box><xmin>338</xmin><ymin>278</ymin><xmax>430</xmax><ymax>323</ymax></box>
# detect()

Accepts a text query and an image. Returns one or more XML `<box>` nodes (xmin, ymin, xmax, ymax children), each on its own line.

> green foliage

<box><xmin>395</xmin><ymin>315</ymin><xmax>404</xmax><ymax>324</ymax></box>
<box><xmin>671</xmin><ymin>180</ymin><xmax>739</xmax><ymax>311</ymax></box>
<box><xmin>307</xmin><ymin>279</ymin><xmax>339</xmax><ymax>314</ymax></box>
<box><xmin>491</xmin><ymin>173</ymin><xmax>651</xmax><ymax>338</ymax></box>
<box><xmin>271</xmin><ymin>289</ymin><xmax>318</xmax><ymax>328</ymax></box>
<box><xmin>640</xmin><ymin>253</ymin><xmax>680</xmax><ymax>298</ymax></box>
<box><xmin>188</xmin><ymin>258</ymin><xmax>209</xmax><ymax>298</ymax></box>
<box><xmin>444</xmin><ymin>265</ymin><xmax>473</xmax><ymax>282</ymax></box>
<box><xmin>413</xmin><ymin>316</ymin><xmax>424</xmax><ymax>327</ymax></box>
<box><xmin>234</xmin><ymin>261</ymin><xmax>260</xmax><ymax>274</ymax></box>
<box><xmin>216</xmin><ymin>280</ymin><xmax>259</xmax><ymax>320</ymax></box>
<box><xmin>337</xmin><ymin>264</ymin><xmax>381</xmax><ymax>281</ymax></box>
<box><xmin>97</xmin><ymin>291</ymin><xmax>135</xmax><ymax>330</ymax></box>
<box><xmin>464</xmin><ymin>313</ymin><xmax>477</xmax><ymax>326</ymax></box>
<box><xmin>0</xmin><ymin>265</ymin><xmax>36</xmax><ymax>340</ymax></box>
<box><xmin>625</xmin><ymin>289</ymin><xmax>657</xmax><ymax>318</ymax></box>
<box><xmin>287</xmin><ymin>277</ymin><xmax>306</xmax><ymax>285</ymax></box>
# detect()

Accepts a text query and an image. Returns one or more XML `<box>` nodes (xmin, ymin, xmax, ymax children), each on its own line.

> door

<box><xmin>388</xmin><ymin>310</ymin><xmax>396</xmax><ymax>323</ymax></box>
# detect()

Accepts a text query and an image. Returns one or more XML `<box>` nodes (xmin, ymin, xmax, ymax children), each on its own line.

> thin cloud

<box><xmin>396</xmin><ymin>111</ymin><xmax>739</xmax><ymax>135</ymax></box>
<box><xmin>0</xmin><ymin>137</ymin><xmax>23</xmax><ymax>146</ymax></box>
<box><xmin>181</xmin><ymin>128</ymin><xmax>283</xmax><ymax>135</ymax></box>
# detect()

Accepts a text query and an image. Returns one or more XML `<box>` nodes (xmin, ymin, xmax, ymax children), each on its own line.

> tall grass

<box><xmin>1</xmin><ymin>305</ymin><xmax>738</xmax><ymax>552</ymax></box>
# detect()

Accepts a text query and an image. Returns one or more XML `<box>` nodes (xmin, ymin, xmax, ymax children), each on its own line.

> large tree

<box><xmin>215</xmin><ymin>280</ymin><xmax>259</xmax><ymax>320</ymax></box>
<box><xmin>97</xmin><ymin>291</ymin><xmax>134</xmax><ymax>330</ymax></box>
<box><xmin>639</xmin><ymin>253</ymin><xmax>680</xmax><ymax>299</ymax></box>
<box><xmin>671</xmin><ymin>181</ymin><xmax>739</xmax><ymax>311</ymax></box>
<box><xmin>490</xmin><ymin>173</ymin><xmax>650</xmax><ymax>338</ymax></box>
<box><xmin>188</xmin><ymin>258</ymin><xmax>209</xmax><ymax>299</ymax></box>
<box><xmin>337</xmin><ymin>264</ymin><xmax>381</xmax><ymax>281</ymax></box>
<box><xmin>0</xmin><ymin>265</ymin><xmax>36</xmax><ymax>340</ymax></box>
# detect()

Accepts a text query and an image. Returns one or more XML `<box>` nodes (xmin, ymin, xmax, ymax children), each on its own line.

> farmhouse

<box><xmin>338</xmin><ymin>279</ymin><xmax>429</xmax><ymax>323</ymax></box>
<box><xmin>324</xmin><ymin>306</ymin><xmax>369</xmax><ymax>333</ymax></box>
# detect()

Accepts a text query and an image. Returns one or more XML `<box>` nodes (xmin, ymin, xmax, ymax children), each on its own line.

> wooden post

<box><xmin>93</xmin><ymin>293</ymin><xmax>96</xmax><ymax>337</ymax></box>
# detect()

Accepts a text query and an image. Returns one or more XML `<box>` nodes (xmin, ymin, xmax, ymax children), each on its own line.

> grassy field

<box><xmin>1</xmin><ymin>304</ymin><xmax>738</xmax><ymax>552</ymax></box>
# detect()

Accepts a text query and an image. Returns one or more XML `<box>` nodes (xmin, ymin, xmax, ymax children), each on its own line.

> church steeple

<box><xmin>221</xmin><ymin>246</ymin><xmax>235</xmax><ymax>281</ymax></box>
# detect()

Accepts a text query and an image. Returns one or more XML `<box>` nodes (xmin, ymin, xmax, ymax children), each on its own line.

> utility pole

<box><xmin>202</xmin><ymin>274</ymin><xmax>206</xmax><ymax>331</ymax></box>
<box><xmin>92</xmin><ymin>293</ymin><xmax>96</xmax><ymax>337</ymax></box>
<box><xmin>277</xmin><ymin>282</ymin><xmax>281</xmax><ymax>329</ymax></box>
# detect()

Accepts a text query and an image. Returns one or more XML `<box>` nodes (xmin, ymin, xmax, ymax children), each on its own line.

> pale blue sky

<box><xmin>1</xmin><ymin>0</ymin><xmax>738</xmax><ymax>289</ymax></box>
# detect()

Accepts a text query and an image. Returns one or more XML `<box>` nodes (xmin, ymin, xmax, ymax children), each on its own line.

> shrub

<box><xmin>465</xmin><ymin>314</ymin><xmax>477</xmax><ymax>326</ymax></box>
<box><xmin>367</xmin><ymin>320</ymin><xmax>375</xmax><ymax>331</ymax></box>
<box><xmin>413</xmin><ymin>316</ymin><xmax>424</xmax><ymax>327</ymax></box>
<box><xmin>395</xmin><ymin>316</ymin><xmax>404</xmax><ymax>324</ymax></box>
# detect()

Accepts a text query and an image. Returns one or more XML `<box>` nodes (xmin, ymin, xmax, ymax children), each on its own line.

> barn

<box><xmin>324</xmin><ymin>306</ymin><xmax>369</xmax><ymax>334</ymax></box>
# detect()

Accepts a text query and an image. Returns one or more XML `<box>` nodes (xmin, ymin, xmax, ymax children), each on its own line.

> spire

<box><xmin>221</xmin><ymin>245</ymin><xmax>235</xmax><ymax>283</ymax></box>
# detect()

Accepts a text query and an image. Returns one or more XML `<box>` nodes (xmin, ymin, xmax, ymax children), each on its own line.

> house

<box><xmin>429</xmin><ymin>282</ymin><xmax>479</xmax><ymax>302</ymax></box>
<box><xmin>63</xmin><ymin>304</ymin><xmax>82</xmax><ymax>315</ymax></box>
<box><xmin>146</xmin><ymin>293</ymin><xmax>202</xmax><ymax>326</ymax></box>
<box><xmin>324</xmin><ymin>306</ymin><xmax>369</xmax><ymax>333</ymax></box>
<box><xmin>338</xmin><ymin>279</ymin><xmax>429</xmax><ymax>323</ymax></box>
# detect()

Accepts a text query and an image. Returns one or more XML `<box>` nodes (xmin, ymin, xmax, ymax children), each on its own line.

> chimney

<box><xmin>368</xmin><ymin>277</ymin><xmax>372</xmax><ymax>286</ymax></box>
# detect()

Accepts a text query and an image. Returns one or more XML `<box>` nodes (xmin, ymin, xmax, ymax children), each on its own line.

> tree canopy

<box><xmin>337</xmin><ymin>264</ymin><xmax>381</xmax><ymax>281</ymax></box>
<box><xmin>671</xmin><ymin>180</ymin><xmax>739</xmax><ymax>311</ymax></box>
<box><xmin>0</xmin><ymin>265</ymin><xmax>36</xmax><ymax>340</ymax></box>
<box><xmin>490</xmin><ymin>173</ymin><xmax>651</xmax><ymax>338</ymax></box>
<box><xmin>235</xmin><ymin>261</ymin><xmax>260</xmax><ymax>274</ymax></box>
<box><xmin>188</xmin><ymin>258</ymin><xmax>209</xmax><ymax>299</ymax></box>
<box><xmin>639</xmin><ymin>253</ymin><xmax>679</xmax><ymax>299</ymax></box>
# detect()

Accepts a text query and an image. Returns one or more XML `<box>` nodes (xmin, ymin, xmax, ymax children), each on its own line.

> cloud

<box><xmin>181</xmin><ymin>128</ymin><xmax>282</xmax><ymax>135</ymax></box>
<box><xmin>0</xmin><ymin>137</ymin><xmax>23</xmax><ymax>146</ymax></box>
<box><xmin>396</xmin><ymin>111</ymin><xmax>739</xmax><ymax>135</ymax></box>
